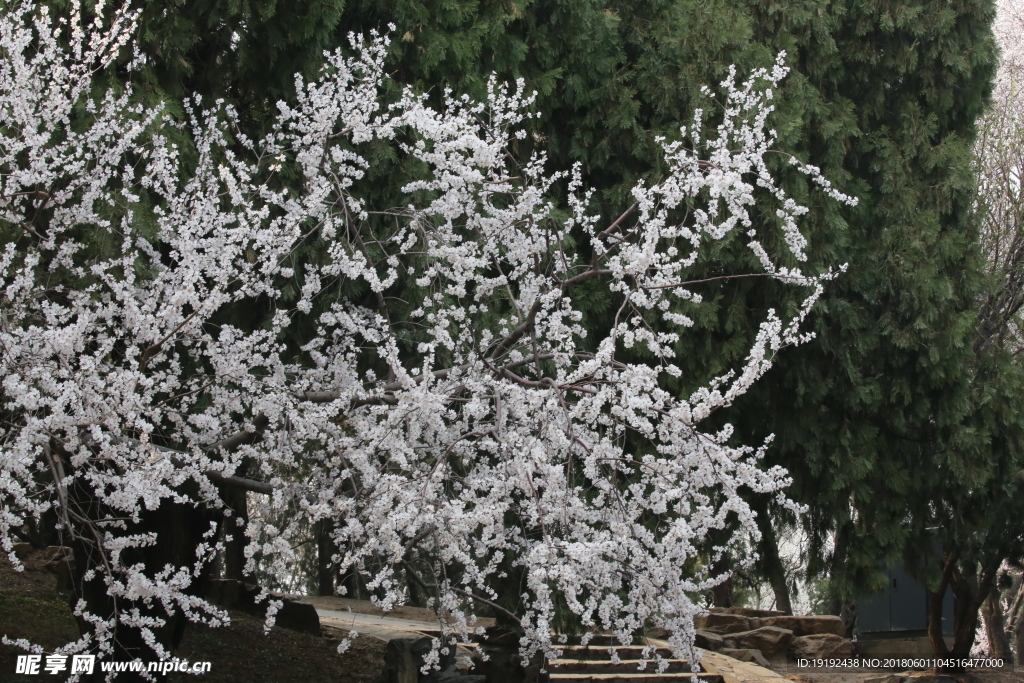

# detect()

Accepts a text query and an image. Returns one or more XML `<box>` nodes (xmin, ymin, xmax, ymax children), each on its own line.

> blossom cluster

<box><xmin>0</xmin><ymin>0</ymin><xmax>854</xmax><ymax>672</ymax></box>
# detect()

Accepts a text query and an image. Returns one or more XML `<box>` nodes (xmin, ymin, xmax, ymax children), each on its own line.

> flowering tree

<box><xmin>0</xmin><ymin>0</ymin><xmax>855</xmax><ymax>672</ymax></box>
<box><xmin>965</xmin><ymin>0</ymin><xmax>1024</xmax><ymax>665</ymax></box>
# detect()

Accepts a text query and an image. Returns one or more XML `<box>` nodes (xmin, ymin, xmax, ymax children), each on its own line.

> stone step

<box><xmin>548</xmin><ymin>674</ymin><xmax>725</xmax><ymax>683</ymax></box>
<box><xmin>554</xmin><ymin>646</ymin><xmax>676</xmax><ymax>661</ymax></box>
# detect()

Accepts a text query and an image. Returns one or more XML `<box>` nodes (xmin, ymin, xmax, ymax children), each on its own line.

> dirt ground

<box><xmin>164</xmin><ymin>612</ymin><xmax>387</xmax><ymax>683</ymax></box>
<box><xmin>0</xmin><ymin>547</ymin><xmax>386</xmax><ymax>683</ymax></box>
<box><xmin>0</xmin><ymin>546</ymin><xmax>73</xmax><ymax>599</ymax></box>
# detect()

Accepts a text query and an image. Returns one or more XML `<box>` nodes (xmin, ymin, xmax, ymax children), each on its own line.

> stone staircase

<box><xmin>390</xmin><ymin>629</ymin><xmax>729</xmax><ymax>682</ymax></box>
<box><xmin>545</xmin><ymin>637</ymin><xmax>725</xmax><ymax>683</ymax></box>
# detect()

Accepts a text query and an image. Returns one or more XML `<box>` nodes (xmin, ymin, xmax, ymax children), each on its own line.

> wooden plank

<box><xmin>548</xmin><ymin>658</ymin><xmax>696</xmax><ymax>674</ymax></box>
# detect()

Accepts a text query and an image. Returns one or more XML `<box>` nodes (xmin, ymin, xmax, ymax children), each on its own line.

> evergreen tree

<box><xmin>132</xmin><ymin>0</ymin><xmax>345</xmax><ymax>108</ymax></box>
<box><xmin>733</xmin><ymin>0</ymin><xmax>999</xmax><ymax>620</ymax></box>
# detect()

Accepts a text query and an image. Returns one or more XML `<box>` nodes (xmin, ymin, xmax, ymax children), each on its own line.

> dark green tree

<box><xmin>728</xmin><ymin>0</ymin><xmax>999</xmax><ymax>626</ymax></box>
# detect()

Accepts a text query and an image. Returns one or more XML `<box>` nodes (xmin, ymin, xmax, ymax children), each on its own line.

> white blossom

<box><xmin>0</xmin><ymin>0</ymin><xmax>855</xmax><ymax>670</ymax></box>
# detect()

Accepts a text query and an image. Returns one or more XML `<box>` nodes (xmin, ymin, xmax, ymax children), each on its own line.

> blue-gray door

<box><xmin>857</xmin><ymin>565</ymin><xmax>953</xmax><ymax>635</ymax></box>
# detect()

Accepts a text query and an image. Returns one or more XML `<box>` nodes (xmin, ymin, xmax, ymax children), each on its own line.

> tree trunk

<box><xmin>63</xmin><ymin>444</ymin><xmax>221</xmax><ymax>681</ymax></box>
<box><xmin>1009</xmin><ymin>573</ymin><xmax>1024</xmax><ymax>665</ymax></box>
<box><xmin>316</xmin><ymin>519</ymin><xmax>335</xmax><ymax>597</ymax></box>
<box><xmin>1014</xmin><ymin>606</ymin><xmax>1024</xmax><ymax>666</ymax></box>
<box><xmin>839</xmin><ymin>600</ymin><xmax>857</xmax><ymax>639</ymax></box>
<box><xmin>70</xmin><ymin>497</ymin><xmax>219</xmax><ymax>681</ymax></box>
<box><xmin>712</xmin><ymin>577</ymin><xmax>734</xmax><ymax>608</ymax></box>
<box><xmin>827</xmin><ymin>523</ymin><xmax>850</xmax><ymax>620</ymax></box>
<box><xmin>931</xmin><ymin>555</ymin><xmax>997</xmax><ymax>672</ymax></box>
<box><xmin>406</xmin><ymin>563</ymin><xmax>424</xmax><ymax>607</ymax></box>
<box><xmin>950</xmin><ymin>570</ymin><xmax>994</xmax><ymax>659</ymax></box>
<box><xmin>711</xmin><ymin>554</ymin><xmax>734</xmax><ymax>608</ymax></box>
<box><xmin>772</xmin><ymin>576</ymin><xmax>793</xmax><ymax>616</ymax></box>
<box><xmin>982</xmin><ymin>592</ymin><xmax>1012</xmax><ymax>660</ymax></box>
<box><xmin>339</xmin><ymin>565</ymin><xmax>362</xmax><ymax>600</ymax></box>
<box><xmin>753</xmin><ymin>501</ymin><xmax>793</xmax><ymax>615</ymax></box>
<box><xmin>928</xmin><ymin>589</ymin><xmax>950</xmax><ymax>656</ymax></box>
<box><xmin>928</xmin><ymin>554</ymin><xmax>954</xmax><ymax>657</ymax></box>
<box><xmin>1007</xmin><ymin>573</ymin><xmax>1023</xmax><ymax>634</ymax></box>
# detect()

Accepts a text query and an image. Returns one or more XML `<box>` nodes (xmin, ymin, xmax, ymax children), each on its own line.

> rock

<box><xmin>422</xmin><ymin>664</ymin><xmax>457</xmax><ymax>682</ymax></box>
<box><xmin>41</xmin><ymin>546</ymin><xmax>75</xmax><ymax>593</ymax></box>
<box><xmin>380</xmin><ymin>636</ymin><xmax>459</xmax><ymax>683</ymax></box>
<box><xmin>43</xmin><ymin>545</ymin><xmax>72</xmax><ymax>560</ymax></box>
<box><xmin>645</xmin><ymin>627</ymin><xmax>670</xmax><ymax>640</ymax></box>
<box><xmin>862</xmin><ymin>677</ymin><xmax>905</xmax><ymax>683</ymax></box>
<box><xmin>274</xmin><ymin>600</ymin><xmax>321</xmax><ymax>636</ymax></box>
<box><xmin>695</xmin><ymin>630</ymin><xmax>724</xmax><ymax>651</ymax></box>
<box><xmin>455</xmin><ymin>649</ymin><xmax>477</xmax><ymax>673</ymax></box>
<box><xmin>723</xmin><ymin>626</ymin><xmax>794</xmax><ymax>658</ymax></box>
<box><xmin>761</xmin><ymin>615</ymin><xmax>845</xmax><ymax>637</ymax></box>
<box><xmin>720</xmin><ymin>648</ymin><xmax>772</xmax><ymax>668</ymax></box>
<box><xmin>711</xmin><ymin>607</ymin><xmax>786</xmax><ymax>618</ymax></box>
<box><xmin>12</xmin><ymin>542</ymin><xmax>32</xmax><ymax>560</ymax></box>
<box><xmin>790</xmin><ymin>633</ymin><xmax>854</xmax><ymax>659</ymax></box>
<box><xmin>698</xmin><ymin>613</ymin><xmax>753</xmax><ymax>634</ymax></box>
<box><xmin>418</xmin><ymin>638</ymin><xmax>459</xmax><ymax>681</ymax></box>
<box><xmin>379</xmin><ymin>638</ymin><xmax>422</xmax><ymax>683</ymax></box>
